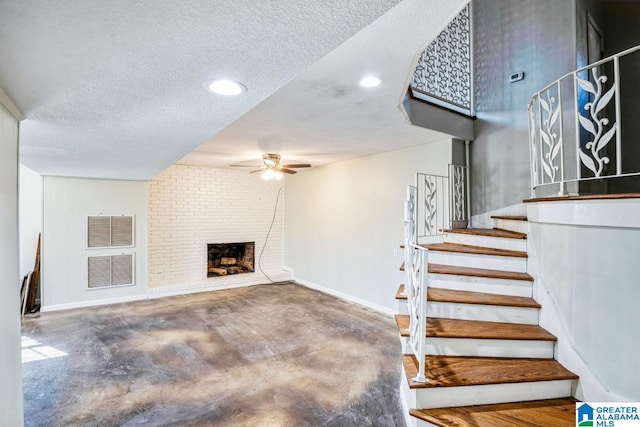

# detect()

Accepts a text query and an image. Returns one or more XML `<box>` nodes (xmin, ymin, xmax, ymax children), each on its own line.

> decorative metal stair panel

<box><xmin>411</xmin><ymin>4</ymin><xmax>473</xmax><ymax>116</ymax></box>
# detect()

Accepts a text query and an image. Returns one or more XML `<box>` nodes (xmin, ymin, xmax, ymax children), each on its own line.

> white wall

<box><xmin>527</xmin><ymin>199</ymin><xmax>640</xmax><ymax>400</ymax></box>
<box><xmin>147</xmin><ymin>165</ymin><xmax>289</xmax><ymax>295</ymax></box>
<box><xmin>42</xmin><ymin>177</ymin><xmax>148</xmax><ymax>310</ymax></box>
<box><xmin>0</xmin><ymin>102</ymin><xmax>24</xmax><ymax>425</ymax></box>
<box><xmin>19</xmin><ymin>164</ymin><xmax>42</xmax><ymax>278</ymax></box>
<box><xmin>284</xmin><ymin>140</ymin><xmax>452</xmax><ymax>313</ymax></box>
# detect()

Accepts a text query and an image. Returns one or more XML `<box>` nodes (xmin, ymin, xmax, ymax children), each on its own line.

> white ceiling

<box><xmin>1</xmin><ymin>0</ymin><xmax>466</xmax><ymax>180</ymax></box>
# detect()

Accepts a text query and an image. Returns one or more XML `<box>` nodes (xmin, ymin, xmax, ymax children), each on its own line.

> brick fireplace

<box><xmin>148</xmin><ymin>165</ymin><xmax>286</xmax><ymax>289</ymax></box>
<box><xmin>207</xmin><ymin>242</ymin><xmax>255</xmax><ymax>277</ymax></box>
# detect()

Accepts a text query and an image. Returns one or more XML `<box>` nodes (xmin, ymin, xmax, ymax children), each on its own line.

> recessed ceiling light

<box><xmin>206</xmin><ymin>80</ymin><xmax>247</xmax><ymax>96</ymax></box>
<box><xmin>359</xmin><ymin>76</ymin><xmax>382</xmax><ymax>88</ymax></box>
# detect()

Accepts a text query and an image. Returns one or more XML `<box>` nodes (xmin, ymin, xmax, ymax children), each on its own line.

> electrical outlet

<box><xmin>393</xmin><ymin>248</ymin><xmax>398</xmax><ymax>257</ymax></box>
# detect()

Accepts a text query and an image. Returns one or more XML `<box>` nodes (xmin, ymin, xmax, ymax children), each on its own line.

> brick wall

<box><xmin>148</xmin><ymin>165</ymin><xmax>290</xmax><ymax>293</ymax></box>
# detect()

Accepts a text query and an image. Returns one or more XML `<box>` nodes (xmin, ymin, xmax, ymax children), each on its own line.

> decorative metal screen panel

<box><xmin>411</xmin><ymin>3</ymin><xmax>472</xmax><ymax>113</ymax></box>
<box><xmin>87</xmin><ymin>215</ymin><xmax>134</xmax><ymax>248</ymax></box>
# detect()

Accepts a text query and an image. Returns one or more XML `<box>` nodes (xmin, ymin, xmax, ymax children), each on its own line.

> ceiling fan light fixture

<box><xmin>206</xmin><ymin>79</ymin><xmax>247</xmax><ymax>96</ymax></box>
<box><xmin>359</xmin><ymin>75</ymin><xmax>382</xmax><ymax>88</ymax></box>
<box><xmin>262</xmin><ymin>153</ymin><xmax>280</xmax><ymax>167</ymax></box>
<box><xmin>261</xmin><ymin>169</ymin><xmax>283</xmax><ymax>181</ymax></box>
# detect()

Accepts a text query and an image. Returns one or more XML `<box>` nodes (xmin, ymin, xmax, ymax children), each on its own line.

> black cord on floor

<box><xmin>258</xmin><ymin>185</ymin><xmax>283</xmax><ymax>283</ymax></box>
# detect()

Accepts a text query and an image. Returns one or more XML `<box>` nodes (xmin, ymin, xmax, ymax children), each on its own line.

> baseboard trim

<box><xmin>294</xmin><ymin>277</ymin><xmax>395</xmax><ymax>317</ymax></box>
<box><xmin>147</xmin><ymin>280</ymin><xmax>262</xmax><ymax>299</ymax></box>
<box><xmin>148</xmin><ymin>271</ymin><xmax>293</xmax><ymax>298</ymax></box>
<box><xmin>41</xmin><ymin>272</ymin><xmax>294</xmax><ymax>311</ymax></box>
<box><xmin>41</xmin><ymin>294</ymin><xmax>148</xmax><ymax>312</ymax></box>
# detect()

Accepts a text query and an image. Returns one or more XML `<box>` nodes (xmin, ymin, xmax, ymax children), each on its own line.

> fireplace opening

<box><xmin>207</xmin><ymin>242</ymin><xmax>255</xmax><ymax>277</ymax></box>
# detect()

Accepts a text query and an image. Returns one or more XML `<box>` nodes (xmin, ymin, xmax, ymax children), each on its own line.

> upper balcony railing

<box><xmin>528</xmin><ymin>45</ymin><xmax>640</xmax><ymax>196</ymax></box>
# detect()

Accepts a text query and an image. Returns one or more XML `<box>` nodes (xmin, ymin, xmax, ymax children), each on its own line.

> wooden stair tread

<box><xmin>424</xmin><ymin>242</ymin><xmax>528</xmax><ymax>258</ymax></box>
<box><xmin>429</xmin><ymin>264</ymin><xmax>533</xmax><ymax>281</ymax></box>
<box><xmin>428</xmin><ymin>287</ymin><xmax>540</xmax><ymax>308</ymax></box>
<box><xmin>395</xmin><ymin>315</ymin><xmax>556</xmax><ymax>341</ymax></box>
<box><xmin>410</xmin><ymin>397</ymin><xmax>578</xmax><ymax>426</ymax></box>
<box><xmin>443</xmin><ymin>228</ymin><xmax>527</xmax><ymax>239</ymax></box>
<box><xmin>491</xmin><ymin>215</ymin><xmax>529</xmax><ymax>221</ymax></box>
<box><xmin>395</xmin><ymin>285</ymin><xmax>540</xmax><ymax>308</ymax></box>
<box><xmin>403</xmin><ymin>354</ymin><xmax>578</xmax><ymax>389</ymax></box>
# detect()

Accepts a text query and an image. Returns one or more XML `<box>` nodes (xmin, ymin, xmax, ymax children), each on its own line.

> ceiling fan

<box><xmin>231</xmin><ymin>153</ymin><xmax>311</xmax><ymax>176</ymax></box>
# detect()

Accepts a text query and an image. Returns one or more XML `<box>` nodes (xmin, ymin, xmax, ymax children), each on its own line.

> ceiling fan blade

<box><xmin>250</xmin><ymin>168</ymin><xmax>266</xmax><ymax>174</ymax></box>
<box><xmin>278</xmin><ymin>168</ymin><xmax>297</xmax><ymax>174</ymax></box>
<box><xmin>230</xmin><ymin>164</ymin><xmax>262</xmax><ymax>168</ymax></box>
<box><xmin>282</xmin><ymin>164</ymin><xmax>311</xmax><ymax>168</ymax></box>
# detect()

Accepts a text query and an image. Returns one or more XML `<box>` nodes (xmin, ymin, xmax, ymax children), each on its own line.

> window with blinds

<box><xmin>87</xmin><ymin>215</ymin><xmax>134</xmax><ymax>248</ymax></box>
<box><xmin>88</xmin><ymin>254</ymin><xmax>135</xmax><ymax>288</ymax></box>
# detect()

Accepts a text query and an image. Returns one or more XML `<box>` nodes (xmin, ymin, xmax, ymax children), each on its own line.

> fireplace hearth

<box><xmin>207</xmin><ymin>242</ymin><xmax>255</xmax><ymax>277</ymax></box>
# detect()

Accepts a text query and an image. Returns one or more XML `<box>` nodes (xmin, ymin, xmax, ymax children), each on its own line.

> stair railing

<box><xmin>404</xmin><ymin>185</ymin><xmax>429</xmax><ymax>383</ymax></box>
<box><xmin>416</xmin><ymin>166</ymin><xmax>468</xmax><ymax>242</ymax></box>
<box><xmin>404</xmin><ymin>166</ymin><xmax>468</xmax><ymax>383</ymax></box>
<box><xmin>528</xmin><ymin>45</ymin><xmax>640</xmax><ymax>196</ymax></box>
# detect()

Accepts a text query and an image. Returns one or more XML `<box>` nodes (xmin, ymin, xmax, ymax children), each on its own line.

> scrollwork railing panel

<box><xmin>403</xmin><ymin>185</ymin><xmax>428</xmax><ymax>383</ymax></box>
<box><xmin>449</xmin><ymin>165</ymin><xmax>468</xmax><ymax>222</ymax></box>
<box><xmin>528</xmin><ymin>44</ymin><xmax>640</xmax><ymax>196</ymax></box>
<box><xmin>576</xmin><ymin>67</ymin><xmax>617</xmax><ymax>178</ymax></box>
<box><xmin>538</xmin><ymin>85</ymin><xmax>563</xmax><ymax>184</ymax></box>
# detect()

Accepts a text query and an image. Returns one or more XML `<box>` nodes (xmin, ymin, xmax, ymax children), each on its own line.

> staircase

<box><xmin>396</xmin><ymin>216</ymin><xmax>579</xmax><ymax>427</ymax></box>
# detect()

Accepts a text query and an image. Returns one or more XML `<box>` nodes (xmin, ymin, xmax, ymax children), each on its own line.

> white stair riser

<box><xmin>444</xmin><ymin>233</ymin><xmax>527</xmax><ymax>252</ymax></box>
<box><xmin>411</xmin><ymin>379</ymin><xmax>575</xmax><ymax>409</ymax></box>
<box><xmin>401</xmin><ymin>373</ymin><xmax>419</xmax><ymax>427</ymax></box>
<box><xmin>494</xmin><ymin>219</ymin><xmax>530</xmax><ymax>234</ymax></box>
<box><xmin>400</xmin><ymin>336</ymin><xmax>554</xmax><ymax>359</ymax></box>
<box><xmin>400</xmin><ymin>334</ymin><xmax>411</xmax><ymax>354</ymax></box>
<box><xmin>427</xmin><ymin>301</ymin><xmax>539</xmax><ymax>324</ymax></box>
<box><xmin>429</xmin><ymin>273</ymin><xmax>533</xmax><ymax>298</ymax></box>
<box><xmin>428</xmin><ymin>251</ymin><xmax>527</xmax><ymax>273</ymax></box>
<box><xmin>414</xmin><ymin>419</ymin><xmax>439</xmax><ymax>427</ymax></box>
<box><xmin>398</xmin><ymin>299</ymin><xmax>409</xmax><ymax>315</ymax></box>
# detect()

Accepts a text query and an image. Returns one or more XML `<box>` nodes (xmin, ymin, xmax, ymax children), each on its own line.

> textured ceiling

<box><xmin>1</xmin><ymin>0</ymin><xmax>466</xmax><ymax>180</ymax></box>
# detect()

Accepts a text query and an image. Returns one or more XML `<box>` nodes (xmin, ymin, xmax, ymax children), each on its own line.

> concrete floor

<box><xmin>22</xmin><ymin>283</ymin><xmax>404</xmax><ymax>426</ymax></box>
